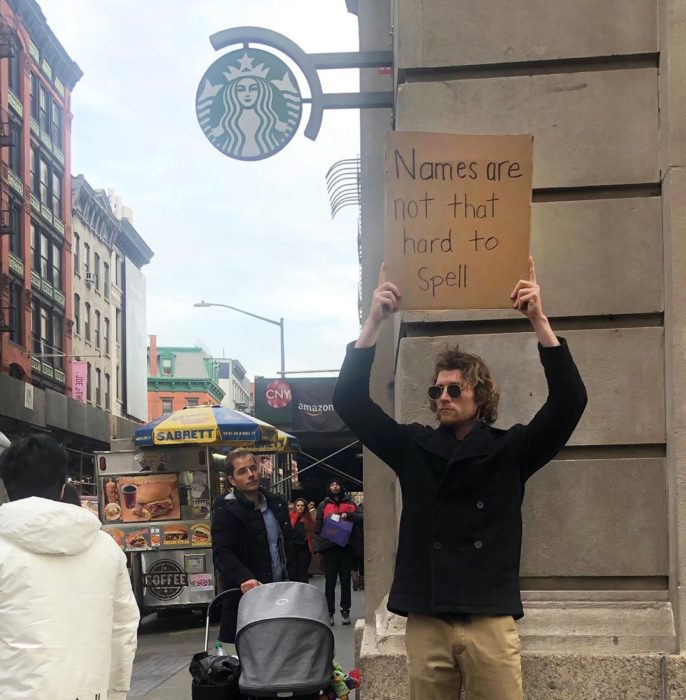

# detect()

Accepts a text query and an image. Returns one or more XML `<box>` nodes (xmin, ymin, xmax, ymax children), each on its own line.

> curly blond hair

<box><xmin>431</xmin><ymin>345</ymin><xmax>500</xmax><ymax>424</ymax></box>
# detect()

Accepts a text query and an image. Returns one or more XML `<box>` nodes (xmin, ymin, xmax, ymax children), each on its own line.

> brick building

<box><xmin>147</xmin><ymin>335</ymin><xmax>225</xmax><ymax>421</ymax></box>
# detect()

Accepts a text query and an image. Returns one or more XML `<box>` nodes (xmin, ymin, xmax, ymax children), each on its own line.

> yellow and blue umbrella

<box><xmin>133</xmin><ymin>406</ymin><xmax>278</xmax><ymax>448</ymax></box>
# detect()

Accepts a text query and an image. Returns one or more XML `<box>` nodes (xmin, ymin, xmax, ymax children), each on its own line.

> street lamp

<box><xmin>193</xmin><ymin>301</ymin><xmax>286</xmax><ymax>376</ymax></box>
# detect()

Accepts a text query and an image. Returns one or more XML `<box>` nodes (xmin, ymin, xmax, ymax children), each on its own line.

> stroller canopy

<box><xmin>236</xmin><ymin>582</ymin><xmax>334</xmax><ymax>697</ymax></box>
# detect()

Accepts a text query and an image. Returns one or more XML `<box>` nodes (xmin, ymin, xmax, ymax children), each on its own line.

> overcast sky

<box><xmin>38</xmin><ymin>1</ymin><xmax>362</xmax><ymax>379</ymax></box>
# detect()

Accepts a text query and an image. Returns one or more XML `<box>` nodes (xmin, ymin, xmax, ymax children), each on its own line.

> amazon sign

<box><xmin>255</xmin><ymin>377</ymin><xmax>346</xmax><ymax>432</ymax></box>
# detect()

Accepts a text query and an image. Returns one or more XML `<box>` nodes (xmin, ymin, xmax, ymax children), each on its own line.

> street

<box><xmin>129</xmin><ymin>575</ymin><xmax>364</xmax><ymax>699</ymax></box>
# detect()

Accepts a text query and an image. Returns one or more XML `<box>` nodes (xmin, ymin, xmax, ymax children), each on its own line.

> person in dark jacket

<box><xmin>332</xmin><ymin>258</ymin><xmax>587</xmax><ymax>700</ymax></box>
<box><xmin>314</xmin><ymin>478</ymin><xmax>363</xmax><ymax>626</ymax></box>
<box><xmin>289</xmin><ymin>497</ymin><xmax>314</xmax><ymax>583</ymax></box>
<box><xmin>211</xmin><ymin>448</ymin><xmax>294</xmax><ymax>643</ymax></box>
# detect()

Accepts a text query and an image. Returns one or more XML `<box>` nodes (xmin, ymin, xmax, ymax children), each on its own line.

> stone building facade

<box><xmin>353</xmin><ymin>0</ymin><xmax>686</xmax><ymax>697</ymax></box>
<box><xmin>71</xmin><ymin>174</ymin><xmax>153</xmax><ymax>422</ymax></box>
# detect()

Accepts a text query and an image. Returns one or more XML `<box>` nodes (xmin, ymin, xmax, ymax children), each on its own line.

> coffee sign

<box><xmin>144</xmin><ymin>559</ymin><xmax>189</xmax><ymax>601</ymax></box>
<box><xmin>384</xmin><ymin>131</ymin><xmax>533</xmax><ymax>310</ymax></box>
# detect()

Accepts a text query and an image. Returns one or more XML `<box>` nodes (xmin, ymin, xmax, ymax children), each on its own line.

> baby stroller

<box><xmin>191</xmin><ymin>582</ymin><xmax>335</xmax><ymax>700</ymax></box>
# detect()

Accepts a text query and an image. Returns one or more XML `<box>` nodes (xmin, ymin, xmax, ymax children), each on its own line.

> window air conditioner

<box><xmin>85</xmin><ymin>272</ymin><xmax>96</xmax><ymax>286</ymax></box>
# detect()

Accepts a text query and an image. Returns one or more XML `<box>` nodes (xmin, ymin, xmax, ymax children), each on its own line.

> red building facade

<box><xmin>0</xmin><ymin>0</ymin><xmax>81</xmax><ymax>393</ymax></box>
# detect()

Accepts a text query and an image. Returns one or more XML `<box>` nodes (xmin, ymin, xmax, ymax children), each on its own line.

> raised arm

<box><xmin>333</xmin><ymin>265</ymin><xmax>419</xmax><ymax>477</ymax></box>
<box><xmin>510</xmin><ymin>257</ymin><xmax>587</xmax><ymax>478</ymax></box>
<box><xmin>510</xmin><ymin>256</ymin><xmax>559</xmax><ymax>348</ymax></box>
<box><xmin>354</xmin><ymin>263</ymin><xmax>401</xmax><ymax>348</ymax></box>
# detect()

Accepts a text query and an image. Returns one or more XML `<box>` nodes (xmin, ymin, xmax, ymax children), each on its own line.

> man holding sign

<box><xmin>332</xmin><ymin>259</ymin><xmax>587</xmax><ymax>699</ymax></box>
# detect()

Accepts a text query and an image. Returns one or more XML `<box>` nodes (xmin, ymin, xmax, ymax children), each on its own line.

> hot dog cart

<box><xmin>95</xmin><ymin>406</ymin><xmax>299</xmax><ymax>615</ymax></box>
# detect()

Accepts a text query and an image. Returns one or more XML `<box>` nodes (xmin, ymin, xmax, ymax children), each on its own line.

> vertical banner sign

<box><xmin>71</xmin><ymin>361</ymin><xmax>87</xmax><ymax>403</ymax></box>
<box><xmin>384</xmin><ymin>132</ymin><xmax>534</xmax><ymax>310</ymax></box>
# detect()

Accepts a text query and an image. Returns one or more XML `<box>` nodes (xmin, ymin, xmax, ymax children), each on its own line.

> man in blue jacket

<box><xmin>332</xmin><ymin>258</ymin><xmax>587</xmax><ymax>700</ymax></box>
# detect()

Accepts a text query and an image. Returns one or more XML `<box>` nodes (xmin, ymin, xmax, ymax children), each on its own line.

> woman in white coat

<box><xmin>0</xmin><ymin>434</ymin><xmax>140</xmax><ymax>700</ymax></box>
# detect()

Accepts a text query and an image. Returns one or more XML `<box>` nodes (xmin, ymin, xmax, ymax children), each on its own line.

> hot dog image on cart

<box><xmin>95</xmin><ymin>406</ymin><xmax>300</xmax><ymax>617</ymax></box>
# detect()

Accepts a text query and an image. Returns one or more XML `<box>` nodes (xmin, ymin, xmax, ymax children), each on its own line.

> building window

<box><xmin>161</xmin><ymin>357</ymin><xmax>173</xmax><ymax>376</ymax></box>
<box><xmin>74</xmin><ymin>294</ymin><xmax>80</xmax><ymax>335</ymax></box>
<box><xmin>104</xmin><ymin>317</ymin><xmax>110</xmax><ymax>354</ymax></box>
<box><xmin>116</xmin><ymin>364</ymin><xmax>121</xmax><ymax>399</ymax></box>
<box><xmin>103</xmin><ymin>262</ymin><xmax>110</xmax><ymax>299</ymax></box>
<box><xmin>51</xmin><ymin>241</ymin><xmax>61</xmax><ymax>290</ymax></box>
<box><xmin>161</xmin><ymin>398</ymin><xmax>173</xmax><ymax>414</ymax></box>
<box><xmin>38</xmin><ymin>156</ymin><xmax>49</xmax><ymax>207</ymax></box>
<box><xmin>8</xmin><ymin>282</ymin><xmax>23</xmax><ymax>346</ymax></box>
<box><xmin>51</xmin><ymin>102</ymin><xmax>62</xmax><ymax>148</ymax></box>
<box><xmin>87</xmin><ymin>362</ymin><xmax>92</xmax><ymax>402</ymax></box>
<box><xmin>31</xmin><ymin>300</ymin><xmax>50</xmax><ymax>363</ymax></box>
<box><xmin>115</xmin><ymin>308</ymin><xmax>121</xmax><ymax>346</ymax></box>
<box><xmin>8</xmin><ymin>199</ymin><xmax>21</xmax><ymax>257</ymax></box>
<box><xmin>84</xmin><ymin>243</ymin><xmax>90</xmax><ymax>274</ymax></box>
<box><xmin>31</xmin><ymin>225</ymin><xmax>62</xmax><ymax>288</ymax></box>
<box><xmin>94</xmin><ymin>310</ymin><xmax>101</xmax><ymax>348</ymax></box>
<box><xmin>51</xmin><ymin>171</ymin><xmax>61</xmax><ymax>218</ymax></box>
<box><xmin>30</xmin><ymin>73</ymin><xmax>39</xmax><ymax>121</ymax></box>
<box><xmin>53</xmin><ymin>315</ymin><xmax>63</xmax><ymax>370</ymax></box>
<box><xmin>95</xmin><ymin>368</ymin><xmax>101</xmax><ymax>407</ymax></box>
<box><xmin>114</xmin><ymin>254</ymin><xmax>121</xmax><ymax>286</ymax></box>
<box><xmin>105</xmin><ymin>373</ymin><xmax>110</xmax><ymax>410</ymax></box>
<box><xmin>94</xmin><ymin>253</ymin><xmax>100</xmax><ymax>290</ymax></box>
<box><xmin>34</xmin><ymin>226</ymin><xmax>50</xmax><ymax>280</ymax></box>
<box><xmin>8</xmin><ymin>120</ymin><xmax>21</xmax><ymax>175</ymax></box>
<box><xmin>73</xmin><ymin>233</ymin><xmax>80</xmax><ymax>275</ymax></box>
<box><xmin>186</xmin><ymin>397</ymin><xmax>199</xmax><ymax>407</ymax></box>
<box><xmin>31</xmin><ymin>149</ymin><xmax>63</xmax><ymax>218</ymax></box>
<box><xmin>8</xmin><ymin>39</ymin><xmax>20</xmax><ymax>95</ymax></box>
<box><xmin>38</xmin><ymin>82</ymin><xmax>49</xmax><ymax>133</ymax></box>
<box><xmin>84</xmin><ymin>302</ymin><xmax>91</xmax><ymax>342</ymax></box>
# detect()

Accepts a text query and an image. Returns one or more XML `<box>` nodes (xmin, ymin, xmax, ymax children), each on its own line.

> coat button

<box><xmin>474</xmin><ymin>540</ymin><xmax>483</xmax><ymax>549</ymax></box>
<box><xmin>433</xmin><ymin>542</ymin><xmax>442</xmax><ymax>550</ymax></box>
<box><xmin>476</xmin><ymin>500</ymin><xmax>485</xmax><ymax>509</ymax></box>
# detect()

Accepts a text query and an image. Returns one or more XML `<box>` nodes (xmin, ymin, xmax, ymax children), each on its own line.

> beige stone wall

<box><xmin>392</xmin><ymin>0</ymin><xmax>667</xmax><ymax>599</ymax></box>
<box><xmin>355</xmin><ymin>0</ymin><xmax>686</xmax><ymax>694</ymax></box>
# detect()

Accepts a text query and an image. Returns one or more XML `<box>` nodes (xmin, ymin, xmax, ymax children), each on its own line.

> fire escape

<box><xmin>0</xmin><ymin>16</ymin><xmax>17</xmax><ymax>335</ymax></box>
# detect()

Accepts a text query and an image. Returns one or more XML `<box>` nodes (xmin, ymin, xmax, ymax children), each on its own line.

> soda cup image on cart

<box><xmin>121</xmin><ymin>484</ymin><xmax>138</xmax><ymax>508</ymax></box>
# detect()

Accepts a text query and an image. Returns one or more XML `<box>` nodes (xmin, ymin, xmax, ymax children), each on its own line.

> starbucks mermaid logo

<box><xmin>196</xmin><ymin>48</ymin><xmax>302</xmax><ymax>161</ymax></box>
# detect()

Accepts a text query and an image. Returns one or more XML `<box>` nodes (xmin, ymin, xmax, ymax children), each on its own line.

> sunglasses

<box><xmin>427</xmin><ymin>384</ymin><xmax>463</xmax><ymax>400</ymax></box>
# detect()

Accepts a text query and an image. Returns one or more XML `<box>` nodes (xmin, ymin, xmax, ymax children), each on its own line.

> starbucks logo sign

<box><xmin>196</xmin><ymin>48</ymin><xmax>302</xmax><ymax>161</ymax></box>
<box><xmin>144</xmin><ymin>559</ymin><xmax>189</xmax><ymax>601</ymax></box>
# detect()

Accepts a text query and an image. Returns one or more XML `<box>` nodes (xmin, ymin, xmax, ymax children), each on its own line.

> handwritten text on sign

<box><xmin>384</xmin><ymin>132</ymin><xmax>533</xmax><ymax>310</ymax></box>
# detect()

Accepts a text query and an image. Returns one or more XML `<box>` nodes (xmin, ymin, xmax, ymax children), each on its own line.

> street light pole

<box><xmin>194</xmin><ymin>301</ymin><xmax>286</xmax><ymax>376</ymax></box>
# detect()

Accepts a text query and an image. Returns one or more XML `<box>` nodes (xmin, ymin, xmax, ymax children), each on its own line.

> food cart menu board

<box><xmin>102</xmin><ymin>473</ymin><xmax>181</xmax><ymax>524</ymax></box>
<box><xmin>102</xmin><ymin>521</ymin><xmax>211</xmax><ymax>551</ymax></box>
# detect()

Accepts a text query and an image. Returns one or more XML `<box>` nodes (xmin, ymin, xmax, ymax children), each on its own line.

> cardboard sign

<box><xmin>384</xmin><ymin>131</ymin><xmax>533</xmax><ymax>310</ymax></box>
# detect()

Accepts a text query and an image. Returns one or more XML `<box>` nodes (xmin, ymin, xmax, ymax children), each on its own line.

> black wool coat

<box><xmin>211</xmin><ymin>487</ymin><xmax>294</xmax><ymax>642</ymax></box>
<box><xmin>332</xmin><ymin>338</ymin><xmax>587</xmax><ymax>619</ymax></box>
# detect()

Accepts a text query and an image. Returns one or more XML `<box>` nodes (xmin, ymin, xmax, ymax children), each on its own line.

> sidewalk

<box><xmin>130</xmin><ymin>575</ymin><xmax>364</xmax><ymax>699</ymax></box>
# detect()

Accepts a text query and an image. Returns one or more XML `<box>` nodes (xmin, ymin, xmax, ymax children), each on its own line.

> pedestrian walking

<box><xmin>290</xmin><ymin>496</ymin><xmax>314</xmax><ymax>582</ymax></box>
<box><xmin>0</xmin><ymin>434</ymin><xmax>139</xmax><ymax>700</ymax></box>
<box><xmin>332</xmin><ymin>259</ymin><xmax>587</xmax><ymax>699</ymax></box>
<box><xmin>314</xmin><ymin>478</ymin><xmax>363</xmax><ymax>626</ymax></box>
<box><xmin>211</xmin><ymin>448</ymin><xmax>295</xmax><ymax>644</ymax></box>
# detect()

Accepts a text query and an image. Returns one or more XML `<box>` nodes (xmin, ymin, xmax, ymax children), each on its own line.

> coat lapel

<box><xmin>414</xmin><ymin>420</ymin><xmax>495</xmax><ymax>463</ymax></box>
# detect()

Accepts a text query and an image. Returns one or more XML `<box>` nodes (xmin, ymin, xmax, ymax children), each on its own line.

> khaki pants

<box><xmin>405</xmin><ymin>612</ymin><xmax>523</xmax><ymax>700</ymax></box>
